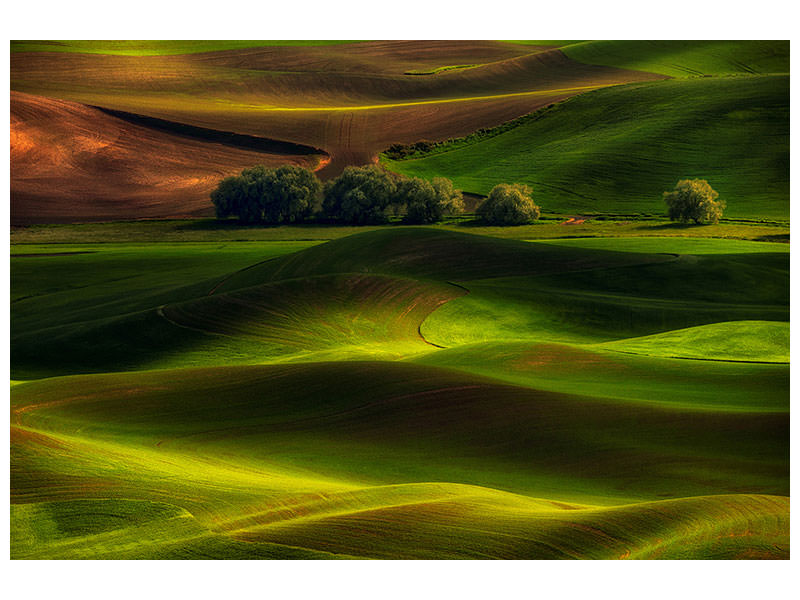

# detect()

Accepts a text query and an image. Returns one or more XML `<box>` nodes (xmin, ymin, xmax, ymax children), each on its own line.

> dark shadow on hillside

<box><xmin>92</xmin><ymin>106</ymin><xmax>328</xmax><ymax>157</ymax></box>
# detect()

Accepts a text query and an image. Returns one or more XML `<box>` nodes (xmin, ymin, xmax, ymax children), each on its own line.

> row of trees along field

<box><xmin>211</xmin><ymin>165</ymin><xmax>468</xmax><ymax>226</ymax></box>
<box><xmin>211</xmin><ymin>165</ymin><xmax>724</xmax><ymax>226</ymax></box>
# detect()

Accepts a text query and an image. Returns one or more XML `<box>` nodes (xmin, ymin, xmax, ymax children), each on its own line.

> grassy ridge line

<box><xmin>503</xmin><ymin>41</ymin><xmax>583</xmax><ymax>47</ymax></box>
<box><xmin>215</xmin><ymin>228</ymin><xmax>674</xmax><ymax>292</ymax></box>
<box><xmin>561</xmin><ymin>40</ymin><xmax>790</xmax><ymax>78</ymax></box>
<box><xmin>10</xmin><ymin>498</ymin><xmax>350</xmax><ymax>560</ymax></box>
<box><xmin>230</xmin><ymin>82</ymin><xmax>619</xmax><ymax>111</ymax></box>
<box><xmin>383</xmin><ymin>76</ymin><xmax>789</xmax><ymax>219</ymax></box>
<box><xmin>238</xmin><ymin>492</ymin><xmax>788</xmax><ymax>559</ymax></box>
<box><xmin>404</xmin><ymin>64</ymin><xmax>480</xmax><ymax>75</ymax></box>
<box><xmin>10</xmin><ymin>40</ymin><xmax>364</xmax><ymax>55</ymax></box>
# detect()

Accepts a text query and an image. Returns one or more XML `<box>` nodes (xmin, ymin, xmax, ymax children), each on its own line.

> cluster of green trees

<box><xmin>211</xmin><ymin>165</ymin><xmax>321</xmax><ymax>224</ymax></box>
<box><xmin>211</xmin><ymin>164</ymin><xmax>543</xmax><ymax>226</ymax></box>
<box><xmin>211</xmin><ymin>165</ymin><xmax>724</xmax><ymax>227</ymax></box>
<box><xmin>211</xmin><ymin>165</ymin><xmax>468</xmax><ymax>226</ymax></box>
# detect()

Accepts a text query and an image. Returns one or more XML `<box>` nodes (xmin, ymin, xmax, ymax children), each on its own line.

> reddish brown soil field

<box><xmin>11</xmin><ymin>42</ymin><xmax>664</xmax><ymax>223</ymax></box>
<box><xmin>11</xmin><ymin>92</ymin><xmax>324</xmax><ymax>224</ymax></box>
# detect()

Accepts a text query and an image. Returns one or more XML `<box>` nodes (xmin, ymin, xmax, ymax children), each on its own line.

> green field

<box><xmin>9</xmin><ymin>39</ymin><xmax>790</xmax><ymax>561</ymax></box>
<box><xmin>383</xmin><ymin>76</ymin><xmax>789</xmax><ymax>220</ymax></box>
<box><xmin>11</xmin><ymin>228</ymin><xmax>789</xmax><ymax>558</ymax></box>
<box><xmin>562</xmin><ymin>40</ymin><xmax>790</xmax><ymax>77</ymax></box>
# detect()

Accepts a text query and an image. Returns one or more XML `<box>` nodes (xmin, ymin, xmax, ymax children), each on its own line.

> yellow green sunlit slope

<box><xmin>11</xmin><ymin>229</ymin><xmax>789</xmax><ymax>558</ymax></box>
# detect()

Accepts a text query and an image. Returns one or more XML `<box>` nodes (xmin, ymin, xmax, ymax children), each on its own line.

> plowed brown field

<box><xmin>11</xmin><ymin>41</ymin><xmax>664</xmax><ymax>223</ymax></box>
<box><xmin>11</xmin><ymin>92</ymin><xmax>325</xmax><ymax>224</ymax></box>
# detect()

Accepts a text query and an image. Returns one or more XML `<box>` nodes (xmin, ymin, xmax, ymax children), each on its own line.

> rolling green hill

<box><xmin>11</xmin><ymin>229</ymin><xmax>789</xmax><ymax>378</ymax></box>
<box><xmin>598</xmin><ymin>320</ymin><xmax>789</xmax><ymax>363</ymax></box>
<box><xmin>9</xmin><ymin>38</ymin><xmax>791</xmax><ymax>560</ymax></box>
<box><xmin>11</xmin><ymin>225</ymin><xmax>789</xmax><ymax>559</ymax></box>
<box><xmin>12</xmin><ymin>361</ymin><xmax>789</xmax><ymax>559</ymax></box>
<box><xmin>382</xmin><ymin>75</ymin><xmax>789</xmax><ymax>220</ymax></box>
<box><xmin>562</xmin><ymin>40</ymin><xmax>789</xmax><ymax>77</ymax></box>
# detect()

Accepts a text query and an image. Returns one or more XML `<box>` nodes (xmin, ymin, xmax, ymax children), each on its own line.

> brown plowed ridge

<box><xmin>11</xmin><ymin>42</ymin><xmax>665</xmax><ymax>222</ymax></box>
<box><xmin>11</xmin><ymin>91</ymin><xmax>325</xmax><ymax>225</ymax></box>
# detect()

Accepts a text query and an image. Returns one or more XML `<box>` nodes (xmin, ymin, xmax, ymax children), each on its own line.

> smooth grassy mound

<box><xmin>11</xmin><ymin>361</ymin><xmax>788</xmax><ymax>558</ymax></box>
<box><xmin>420</xmin><ymin>251</ymin><xmax>788</xmax><ymax>347</ymax></box>
<box><xmin>562</xmin><ymin>40</ymin><xmax>789</xmax><ymax>77</ymax></box>
<box><xmin>383</xmin><ymin>76</ymin><xmax>789</xmax><ymax>220</ymax></box>
<box><xmin>162</xmin><ymin>273</ymin><xmax>463</xmax><ymax>360</ymax></box>
<box><xmin>412</xmin><ymin>341</ymin><xmax>788</xmax><ymax>412</ymax></box>
<box><xmin>598</xmin><ymin>320</ymin><xmax>789</xmax><ymax>363</ymax></box>
<box><xmin>11</xmin><ymin>270</ymin><xmax>461</xmax><ymax>379</ymax></box>
<box><xmin>215</xmin><ymin>227</ymin><xmax>671</xmax><ymax>291</ymax></box>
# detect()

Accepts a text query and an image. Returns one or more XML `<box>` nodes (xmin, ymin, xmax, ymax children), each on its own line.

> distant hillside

<box><xmin>383</xmin><ymin>75</ymin><xmax>789</xmax><ymax>220</ymax></box>
<box><xmin>562</xmin><ymin>40</ymin><xmax>789</xmax><ymax>77</ymax></box>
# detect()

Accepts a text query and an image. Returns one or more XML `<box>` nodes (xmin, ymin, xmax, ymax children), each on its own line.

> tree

<box><xmin>663</xmin><ymin>179</ymin><xmax>725</xmax><ymax>224</ymax></box>
<box><xmin>262</xmin><ymin>165</ymin><xmax>322</xmax><ymax>224</ymax></box>
<box><xmin>399</xmin><ymin>176</ymin><xmax>464</xmax><ymax>224</ymax></box>
<box><xmin>477</xmin><ymin>183</ymin><xmax>540</xmax><ymax>225</ymax></box>
<box><xmin>210</xmin><ymin>174</ymin><xmax>256</xmax><ymax>222</ymax></box>
<box><xmin>431</xmin><ymin>177</ymin><xmax>465</xmax><ymax>218</ymax></box>
<box><xmin>322</xmin><ymin>165</ymin><xmax>398</xmax><ymax>224</ymax></box>
<box><xmin>210</xmin><ymin>165</ymin><xmax>321</xmax><ymax>224</ymax></box>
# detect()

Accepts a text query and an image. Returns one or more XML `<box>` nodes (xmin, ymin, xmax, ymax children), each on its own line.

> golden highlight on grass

<box><xmin>239</xmin><ymin>83</ymin><xmax>620</xmax><ymax>112</ymax></box>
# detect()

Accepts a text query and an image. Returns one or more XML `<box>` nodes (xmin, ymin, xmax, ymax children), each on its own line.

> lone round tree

<box><xmin>663</xmin><ymin>179</ymin><xmax>725</xmax><ymax>224</ymax></box>
<box><xmin>477</xmin><ymin>183</ymin><xmax>540</xmax><ymax>225</ymax></box>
